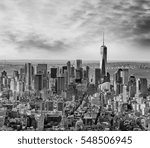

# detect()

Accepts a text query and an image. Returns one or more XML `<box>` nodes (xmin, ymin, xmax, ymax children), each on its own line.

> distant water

<box><xmin>1</xmin><ymin>60</ymin><xmax>150</xmax><ymax>85</ymax></box>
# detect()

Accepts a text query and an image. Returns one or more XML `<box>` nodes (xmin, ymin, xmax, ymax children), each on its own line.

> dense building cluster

<box><xmin>0</xmin><ymin>42</ymin><xmax>150</xmax><ymax>131</ymax></box>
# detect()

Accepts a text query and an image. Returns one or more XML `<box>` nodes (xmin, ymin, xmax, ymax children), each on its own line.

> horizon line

<box><xmin>0</xmin><ymin>59</ymin><xmax>150</xmax><ymax>63</ymax></box>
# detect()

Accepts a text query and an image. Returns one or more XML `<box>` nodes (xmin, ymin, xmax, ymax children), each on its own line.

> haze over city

<box><xmin>1</xmin><ymin>0</ymin><xmax>150</xmax><ymax>132</ymax></box>
<box><xmin>0</xmin><ymin>0</ymin><xmax>150</xmax><ymax>61</ymax></box>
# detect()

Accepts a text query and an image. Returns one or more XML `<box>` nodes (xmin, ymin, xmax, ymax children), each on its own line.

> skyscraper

<box><xmin>128</xmin><ymin>75</ymin><xmax>136</xmax><ymax>98</ymax></box>
<box><xmin>37</xmin><ymin>64</ymin><xmax>47</xmax><ymax>77</ymax></box>
<box><xmin>34</xmin><ymin>74</ymin><xmax>43</xmax><ymax>91</ymax></box>
<box><xmin>67</xmin><ymin>61</ymin><xmax>71</xmax><ymax>85</ymax></box>
<box><xmin>100</xmin><ymin>32</ymin><xmax>107</xmax><ymax>83</ymax></box>
<box><xmin>51</xmin><ymin>68</ymin><xmax>57</xmax><ymax>78</ymax></box>
<box><xmin>19</xmin><ymin>67</ymin><xmax>25</xmax><ymax>82</ymax></box>
<box><xmin>37</xmin><ymin>64</ymin><xmax>48</xmax><ymax>89</ymax></box>
<box><xmin>76</xmin><ymin>59</ymin><xmax>82</xmax><ymax>70</ymax></box>
<box><xmin>136</xmin><ymin>78</ymin><xmax>148</xmax><ymax>97</ymax></box>
<box><xmin>56</xmin><ymin>77</ymin><xmax>65</xmax><ymax>95</ymax></box>
<box><xmin>95</xmin><ymin>68</ymin><xmax>101</xmax><ymax>87</ymax></box>
<box><xmin>113</xmin><ymin>69</ymin><xmax>123</xmax><ymax>95</ymax></box>
<box><xmin>120</xmin><ymin>69</ymin><xmax>129</xmax><ymax>85</ymax></box>
<box><xmin>75</xmin><ymin>59</ymin><xmax>82</xmax><ymax>83</ymax></box>
<box><xmin>25</xmin><ymin>63</ymin><xmax>34</xmax><ymax>91</ymax></box>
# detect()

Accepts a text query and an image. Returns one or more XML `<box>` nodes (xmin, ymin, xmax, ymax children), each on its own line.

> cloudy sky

<box><xmin>0</xmin><ymin>0</ymin><xmax>150</xmax><ymax>61</ymax></box>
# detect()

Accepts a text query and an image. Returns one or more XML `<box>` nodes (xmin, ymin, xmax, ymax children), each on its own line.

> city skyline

<box><xmin>0</xmin><ymin>0</ymin><xmax>150</xmax><ymax>61</ymax></box>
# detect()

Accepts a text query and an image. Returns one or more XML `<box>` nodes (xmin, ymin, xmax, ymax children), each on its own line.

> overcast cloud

<box><xmin>0</xmin><ymin>0</ymin><xmax>150</xmax><ymax>61</ymax></box>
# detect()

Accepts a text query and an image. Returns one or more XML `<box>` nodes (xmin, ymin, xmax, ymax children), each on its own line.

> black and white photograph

<box><xmin>0</xmin><ymin>0</ymin><xmax>150</xmax><ymax>133</ymax></box>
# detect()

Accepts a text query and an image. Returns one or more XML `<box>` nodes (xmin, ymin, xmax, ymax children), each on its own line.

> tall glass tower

<box><xmin>100</xmin><ymin>32</ymin><xmax>107</xmax><ymax>82</ymax></box>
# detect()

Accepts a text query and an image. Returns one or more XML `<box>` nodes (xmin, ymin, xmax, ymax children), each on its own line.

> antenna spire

<box><xmin>103</xmin><ymin>31</ymin><xmax>104</xmax><ymax>46</ymax></box>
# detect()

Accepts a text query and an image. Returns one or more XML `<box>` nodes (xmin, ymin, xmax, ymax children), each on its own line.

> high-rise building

<box><xmin>76</xmin><ymin>59</ymin><xmax>82</xmax><ymax>70</ymax></box>
<box><xmin>120</xmin><ymin>69</ymin><xmax>129</xmax><ymax>85</ymax></box>
<box><xmin>82</xmin><ymin>69</ymin><xmax>87</xmax><ymax>81</ymax></box>
<box><xmin>63</xmin><ymin>69</ymin><xmax>68</xmax><ymax>90</ymax></box>
<box><xmin>128</xmin><ymin>75</ymin><xmax>136</xmax><ymax>98</ymax></box>
<box><xmin>62</xmin><ymin>66</ymin><xmax>67</xmax><ymax>73</ymax></box>
<box><xmin>75</xmin><ymin>69</ymin><xmax>82</xmax><ymax>83</ymax></box>
<box><xmin>100</xmin><ymin>33</ymin><xmax>107</xmax><ymax>83</ymax></box>
<box><xmin>13</xmin><ymin>71</ymin><xmax>19</xmax><ymax>79</ymax></box>
<box><xmin>56</xmin><ymin>77</ymin><xmax>65</xmax><ymax>95</ymax></box>
<box><xmin>37</xmin><ymin>64</ymin><xmax>47</xmax><ymax>77</ymax></box>
<box><xmin>123</xmin><ymin>85</ymin><xmax>127</xmax><ymax>103</ymax></box>
<box><xmin>86</xmin><ymin>66</ymin><xmax>89</xmax><ymax>80</ymax></box>
<box><xmin>88</xmin><ymin>68</ymin><xmax>95</xmax><ymax>84</ymax></box>
<box><xmin>19</xmin><ymin>67</ymin><xmax>25</xmax><ymax>82</ymax></box>
<box><xmin>34</xmin><ymin>74</ymin><xmax>43</xmax><ymax>91</ymax></box>
<box><xmin>136</xmin><ymin>78</ymin><xmax>148</xmax><ymax>97</ymax></box>
<box><xmin>49</xmin><ymin>77</ymin><xmax>56</xmax><ymax>92</ymax></box>
<box><xmin>75</xmin><ymin>60</ymin><xmax>82</xmax><ymax>83</ymax></box>
<box><xmin>51</xmin><ymin>68</ymin><xmax>57</xmax><ymax>78</ymax></box>
<box><xmin>37</xmin><ymin>64</ymin><xmax>49</xmax><ymax>90</ymax></box>
<box><xmin>67</xmin><ymin>61</ymin><xmax>71</xmax><ymax>85</ymax></box>
<box><xmin>19</xmin><ymin>81</ymin><xmax>25</xmax><ymax>94</ymax></box>
<box><xmin>0</xmin><ymin>71</ymin><xmax>9</xmax><ymax>90</ymax></box>
<box><xmin>25</xmin><ymin>63</ymin><xmax>34</xmax><ymax>91</ymax></box>
<box><xmin>70</xmin><ymin>66</ymin><xmax>75</xmax><ymax>78</ymax></box>
<box><xmin>10</xmin><ymin>78</ymin><xmax>16</xmax><ymax>93</ymax></box>
<box><xmin>57</xmin><ymin>67</ymin><xmax>63</xmax><ymax>77</ymax></box>
<box><xmin>34</xmin><ymin>65</ymin><xmax>37</xmax><ymax>75</ymax></box>
<box><xmin>113</xmin><ymin>69</ymin><xmax>123</xmax><ymax>95</ymax></box>
<box><xmin>1</xmin><ymin>71</ymin><xmax>7</xmax><ymax>77</ymax></box>
<box><xmin>105</xmin><ymin>72</ymin><xmax>110</xmax><ymax>82</ymax></box>
<box><xmin>95</xmin><ymin>68</ymin><xmax>101</xmax><ymax>87</ymax></box>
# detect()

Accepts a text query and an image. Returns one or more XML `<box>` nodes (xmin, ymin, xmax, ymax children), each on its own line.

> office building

<box><xmin>136</xmin><ymin>78</ymin><xmax>148</xmax><ymax>97</ymax></box>
<box><xmin>70</xmin><ymin>66</ymin><xmax>75</xmax><ymax>78</ymax></box>
<box><xmin>113</xmin><ymin>69</ymin><xmax>123</xmax><ymax>95</ymax></box>
<box><xmin>51</xmin><ymin>68</ymin><xmax>57</xmax><ymax>78</ymax></box>
<box><xmin>76</xmin><ymin>59</ymin><xmax>82</xmax><ymax>70</ymax></box>
<box><xmin>67</xmin><ymin>61</ymin><xmax>71</xmax><ymax>85</ymax></box>
<box><xmin>34</xmin><ymin>74</ymin><xmax>43</xmax><ymax>91</ymax></box>
<box><xmin>25</xmin><ymin>63</ymin><xmax>34</xmax><ymax>91</ymax></box>
<box><xmin>57</xmin><ymin>67</ymin><xmax>63</xmax><ymax>77</ymax></box>
<box><xmin>86</xmin><ymin>66</ymin><xmax>89</xmax><ymax>81</ymax></box>
<box><xmin>128</xmin><ymin>76</ymin><xmax>136</xmax><ymax>98</ymax></box>
<box><xmin>13</xmin><ymin>71</ymin><xmax>19</xmax><ymax>80</ymax></box>
<box><xmin>123</xmin><ymin>85</ymin><xmax>127</xmax><ymax>103</ymax></box>
<box><xmin>89</xmin><ymin>68</ymin><xmax>95</xmax><ymax>84</ymax></box>
<box><xmin>121</xmin><ymin>69</ymin><xmax>129</xmax><ymax>85</ymax></box>
<box><xmin>37</xmin><ymin>64</ymin><xmax>47</xmax><ymax>77</ymax></box>
<box><xmin>75</xmin><ymin>60</ymin><xmax>82</xmax><ymax>83</ymax></box>
<box><xmin>19</xmin><ymin>68</ymin><xmax>25</xmax><ymax>82</ymax></box>
<box><xmin>56</xmin><ymin>77</ymin><xmax>65</xmax><ymax>95</ymax></box>
<box><xmin>95</xmin><ymin>68</ymin><xmax>101</xmax><ymax>87</ymax></box>
<box><xmin>62</xmin><ymin>66</ymin><xmax>67</xmax><ymax>74</ymax></box>
<box><xmin>100</xmin><ymin>33</ymin><xmax>107</xmax><ymax>83</ymax></box>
